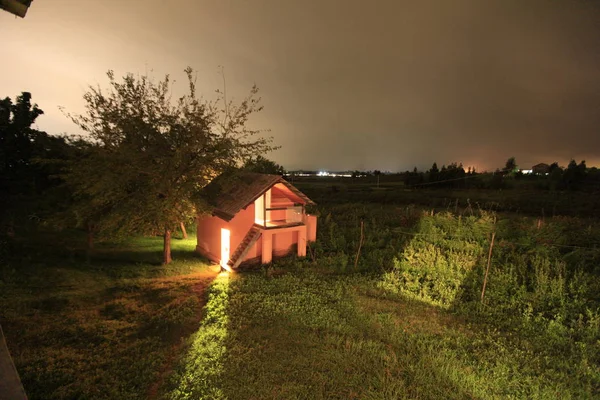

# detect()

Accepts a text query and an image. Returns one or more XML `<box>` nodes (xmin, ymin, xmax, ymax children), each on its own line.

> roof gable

<box><xmin>202</xmin><ymin>171</ymin><xmax>314</xmax><ymax>221</ymax></box>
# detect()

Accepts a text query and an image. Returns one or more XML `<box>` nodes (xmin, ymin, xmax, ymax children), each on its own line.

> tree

<box><xmin>373</xmin><ymin>170</ymin><xmax>381</xmax><ymax>187</ymax></box>
<box><xmin>0</xmin><ymin>92</ymin><xmax>74</xmax><ymax>232</ymax></box>
<box><xmin>505</xmin><ymin>157</ymin><xmax>518</xmax><ymax>175</ymax></box>
<box><xmin>562</xmin><ymin>159</ymin><xmax>586</xmax><ymax>190</ymax></box>
<box><xmin>243</xmin><ymin>155</ymin><xmax>285</xmax><ymax>175</ymax></box>
<box><xmin>62</xmin><ymin>68</ymin><xmax>274</xmax><ymax>264</ymax></box>
<box><xmin>0</xmin><ymin>93</ymin><xmax>43</xmax><ymax>198</ymax></box>
<box><xmin>428</xmin><ymin>162</ymin><xmax>439</xmax><ymax>183</ymax></box>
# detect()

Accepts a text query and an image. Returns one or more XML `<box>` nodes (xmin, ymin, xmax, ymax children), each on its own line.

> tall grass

<box><xmin>375</xmin><ymin>210</ymin><xmax>600</xmax><ymax>395</ymax></box>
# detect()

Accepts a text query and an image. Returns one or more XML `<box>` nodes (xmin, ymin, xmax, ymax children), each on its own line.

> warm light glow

<box><xmin>220</xmin><ymin>228</ymin><xmax>230</xmax><ymax>268</ymax></box>
<box><xmin>254</xmin><ymin>195</ymin><xmax>265</xmax><ymax>225</ymax></box>
<box><xmin>221</xmin><ymin>264</ymin><xmax>232</xmax><ymax>273</ymax></box>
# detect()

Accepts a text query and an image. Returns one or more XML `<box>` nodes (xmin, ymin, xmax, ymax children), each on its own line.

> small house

<box><xmin>196</xmin><ymin>172</ymin><xmax>317</xmax><ymax>269</ymax></box>
<box><xmin>532</xmin><ymin>163</ymin><xmax>550</xmax><ymax>175</ymax></box>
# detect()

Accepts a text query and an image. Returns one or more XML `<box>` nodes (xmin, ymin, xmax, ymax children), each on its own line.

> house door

<box><xmin>220</xmin><ymin>228</ymin><xmax>230</xmax><ymax>268</ymax></box>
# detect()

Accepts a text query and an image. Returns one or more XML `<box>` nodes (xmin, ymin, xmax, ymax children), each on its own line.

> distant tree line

<box><xmin>399</xmin><ymin>157</ymin><xmax>600</xmax><ymax>191</ymax></box>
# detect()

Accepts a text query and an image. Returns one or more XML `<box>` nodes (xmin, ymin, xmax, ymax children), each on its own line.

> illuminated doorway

<box><xmin>220</xmin><ymin>228</ymin><xmax>230</xmax><ymax>268</ymax></box>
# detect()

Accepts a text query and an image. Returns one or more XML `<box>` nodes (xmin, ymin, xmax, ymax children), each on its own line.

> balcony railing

<box><xmin>256</xmin><ymin>206</ymin><xmax>304</xmax><ymax>228</ymax></box>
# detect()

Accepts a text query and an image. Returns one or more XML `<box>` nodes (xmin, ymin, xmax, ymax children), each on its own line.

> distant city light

<box><xmin>286</xmin><ymin>171</ymin><xmax>359</xmax><ymax>178</ymax></box>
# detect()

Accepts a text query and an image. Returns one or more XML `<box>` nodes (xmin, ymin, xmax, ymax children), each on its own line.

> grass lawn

<box><xmin>2</xmin><ymin>225</ymin><xmax>598</xmax><ymax>399</ymax></box>
<box><xmin>0</xmin><ymin>231</ymin><xmax>218</xmax><ymax>400</ymax></box>
<box><xmin>166</xmin><ymin>268</ymin><xmax>597</xmax><ymax>399</ymax></box>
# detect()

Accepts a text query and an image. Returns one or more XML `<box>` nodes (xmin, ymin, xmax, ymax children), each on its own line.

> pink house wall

<box><xmin>272</xmin><ymin>230</ymin><xmax>296</xmax><ymax>256</ymax></box>
<box><xmin>196</xmin><ymin>215</ymin><xmax>229</xmax><ymax>262</ymax></box>
<box><xmin>244</xmin><ymin>237</ymin><xmax>262</xmax><ymax>261</ymax></box>
<box><xmin>259</xmin><ymin>225</ymin><xmax>307</xmax><ymax>263</ymax></box>
<box><xmin>228</xmin><ymin>204</ymin><xmax>255</xmax><ymax>253</ymax></box>
<box><xmin>197</xmin><ymin>203</ymin><xmax>255</xmax><ymax>263</ymax></box>
<box><xmin>306</xmin><ymin>214</ymin><xmax>317</xmax><ymax>242</ymax></box>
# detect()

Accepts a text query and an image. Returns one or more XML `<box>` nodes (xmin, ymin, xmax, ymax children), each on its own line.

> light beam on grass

<box><xmin>167</xmin><ymin>271</ymin><xmax>231</xmax><ymax>400</ymax></box>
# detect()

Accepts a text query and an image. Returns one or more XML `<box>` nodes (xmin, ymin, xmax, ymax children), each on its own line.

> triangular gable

<box><xmin>202</xmin><ymin>171</ymin><xmax>315</xmax><ymax>221</ymax></box>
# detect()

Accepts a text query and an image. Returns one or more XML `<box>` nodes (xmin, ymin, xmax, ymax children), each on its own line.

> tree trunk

<box><xmin>163</xmin><ymin>228</ymin><xmax>172</xmax><ymax>264</ymax></box>
<box><xmin>180</xmin><ymin>222</ymin><xmax>188</xmax><ymax>239</ymax></box>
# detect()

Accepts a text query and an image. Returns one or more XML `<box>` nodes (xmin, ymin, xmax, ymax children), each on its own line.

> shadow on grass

<box><xmin>2</xmin><ymin>227</ymin><xmax>211</xmax><ymax>281</ymax></box>
<box><xmin>376</xmin><ymin>210</ymin><xmax>600</xmax><ymax>398</ymax></box>
<box><xmin>201</xmin><ymin>271</ymin><xmax>476</xmax><ymax>400</ymax></box>
<box><xmin>162</xmin><ymin>272</ymin><xmax>232</xmax><ymax>400</ymax></box>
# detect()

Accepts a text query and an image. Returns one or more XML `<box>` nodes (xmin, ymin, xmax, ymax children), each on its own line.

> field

<box><xmin>292</xmin><ymin>176</ymin><xmax>600</xmax><ymax>218</ymax></box>
<box><xmin>2</xmin><ymin>181</ymin><xmax>600</xmax><ymax>399</ymax></box>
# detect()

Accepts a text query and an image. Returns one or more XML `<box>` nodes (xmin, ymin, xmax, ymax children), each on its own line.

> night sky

<box><xmin>2</xmin><ymin>0</ymin><xmax>599</xmax><ymax>172</ymax></box>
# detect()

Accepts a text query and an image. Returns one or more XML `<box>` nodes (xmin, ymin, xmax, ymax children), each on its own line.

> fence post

<box><xmin>354</xmin><ymin>220</ymin><xmax>365</xmax><ymax>270</ymax></box>
<box><xmin>481</xmin><ymin>231</ymin><xmax>496</xmax><ymax>304</ymax></box>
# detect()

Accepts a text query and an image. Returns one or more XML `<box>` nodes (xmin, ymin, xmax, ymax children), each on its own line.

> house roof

<box><xmin>202</xmin><ymin>171</ymin><xmax>315</xmax><ymax>221</ymax></box>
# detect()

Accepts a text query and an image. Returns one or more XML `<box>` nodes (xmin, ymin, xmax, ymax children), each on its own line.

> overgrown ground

<box><xmin>3</xmin><ymin>199</ymin><xmax>600</xmax><ymax>399</ymax></box>
<box><xmin>165</xmin><ymin>202</ymin><xmax>600</xmax><ymax>399</ymax></box>
<box><xmin>164</xmin><ymin>269</ymin><xmax>599</xmax><ymax>399</ymax></box>
<box><xmin>0</xmin><ymin>231</ymin><xmax>217</xmax><ymax>400</ymax></box>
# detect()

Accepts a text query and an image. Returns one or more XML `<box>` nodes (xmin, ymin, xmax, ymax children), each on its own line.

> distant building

<box><xmin>532</xmin><ymin>163</ymin><xmax>550</xmax><ymax>175</ymax></box>
<box><xmin>0</xmin><ymin>0</ymin><xmax>33</xmax><ymax>18</ymax></box>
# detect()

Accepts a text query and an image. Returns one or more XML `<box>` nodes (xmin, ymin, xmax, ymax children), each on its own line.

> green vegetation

<box><xmin>165</xmin><ymin>268</ymin><xmax>598</xmax><ymax>398</ymax></box>
<box><xmin>160</xmin><ymin>203</ymin><xmax>599</xmax><ymax>399</ymax></box>
<box><xmin>3</xmin><ymin>191</ymin><xmax>600</xmax><ymax>398</ymax></box>
<box><xmin>165</xmin><ymin>273</ymin><xmax>231</xmax><ymax>399</ymax></box>
<box><xmin>0</xmin><ymin>231</ymin><xmax>216</xmax><ymax>400</ymax></box>
<box><xmin>59</xmin><ymin>69</ymin><xmax>273</xmax><ymax>264</ymax></box>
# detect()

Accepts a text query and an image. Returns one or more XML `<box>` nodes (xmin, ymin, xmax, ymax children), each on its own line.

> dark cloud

<box><xmin>1</xmin><ymin>0</ymin><xmax>599</xmax><ymax>171</ymax></box>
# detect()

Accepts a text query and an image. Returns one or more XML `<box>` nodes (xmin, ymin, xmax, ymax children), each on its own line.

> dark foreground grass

<box><xmin>167</xmin><ymin>268</ymin><xmax>597</xmax><ymax>399</ymax></box>
<box><xmin>4</xmin><ymin>224</ymin><xmax>598</xmax><ymax>399</ymax></box>
<box><xmin>0</xmin><ymin>232</ymin><xmax>217</xmax><ymax>400</ymax></box>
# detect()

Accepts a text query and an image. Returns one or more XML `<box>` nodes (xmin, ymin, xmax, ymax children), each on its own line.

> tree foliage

<box><xmin>243</xmin><ymin>155</ymin><xmax>285</xmax><ymax>175</ymax></box>
<box><xmin>505</xmin><ymin>157</ymin><xmax>518</xmax><ymax>175</ymax></box>
<box><xmin>0</xmin><ymin>92</ymin><xmax>73</xmax><ymax>230</ymax></box>
<box><xmin>62</xmin><ymin>68</ymin><xmax>275</xmax><ymax>262</ymax></box>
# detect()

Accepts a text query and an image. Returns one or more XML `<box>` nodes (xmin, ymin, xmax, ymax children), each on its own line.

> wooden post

<box><xmin>180</xmin><ymin>222</ymin><xmax>188</xmax><ymax>239</ymax></box>
<box><xmin>481</xmin><ymin>231</ymin><xmax>496</xmax><ymax>304</ymax></box>
<box><xmin>354</xmin><ymin>220</ymin><xmax>365</xmax><ymax>270</ymax></box>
